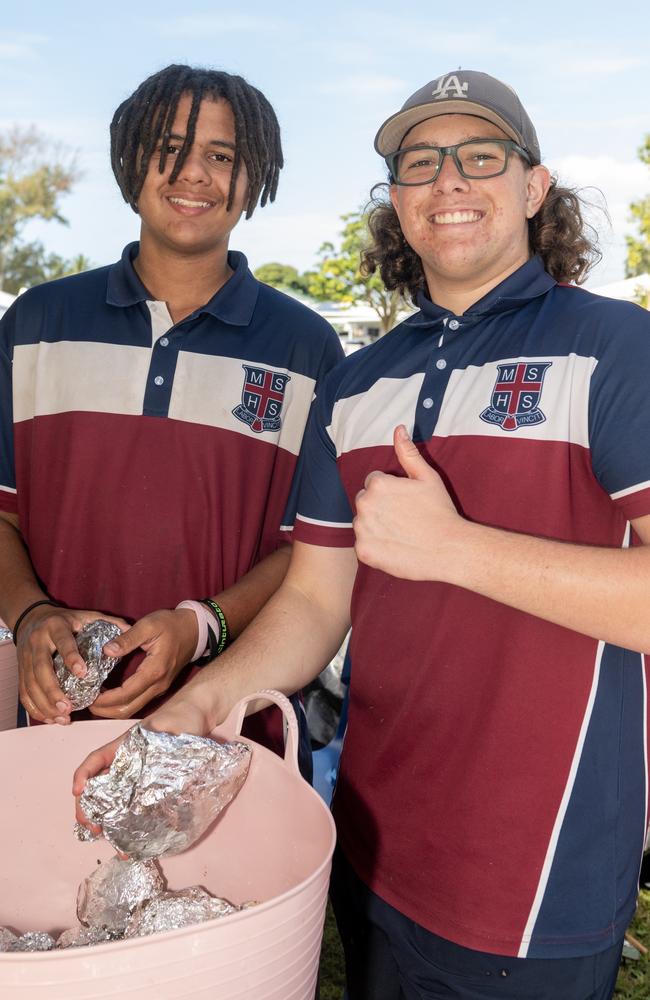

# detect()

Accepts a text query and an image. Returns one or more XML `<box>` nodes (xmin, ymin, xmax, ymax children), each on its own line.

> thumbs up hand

<box><xmin>353</xmin><ymin>425</ymin><xmax>462</xmax><ymax>581</ymax></box>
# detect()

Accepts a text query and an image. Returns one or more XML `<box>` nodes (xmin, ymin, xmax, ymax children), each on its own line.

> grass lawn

<box><xmin>318</xmin><ymin>903</ymin><xmax>346</xmax><ymax>1000</ymax></box>
<box><xmin>615</xmin><ymin>889</ymin><xmax>650</xmax><ymax>999</ymax></box>
<box><xmin>318</xmin><ymin>891</ymin><xmax>650</xmax><ymax>999</ymax></box>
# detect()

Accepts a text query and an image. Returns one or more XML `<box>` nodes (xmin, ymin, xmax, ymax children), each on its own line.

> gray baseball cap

<box><xmin>374</xmin><ymin>70</ymin><xmax>541</xmax><ymax>164</ymax></box>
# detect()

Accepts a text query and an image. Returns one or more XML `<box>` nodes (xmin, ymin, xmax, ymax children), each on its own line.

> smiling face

<box><xmin>136</xmin><ymin>93</ymin><xmax>248</xmax><ymax>260</ymax></box>
<box><xmin>389</xmin><ymin>114</ymin><xmax>550</xmax><ymax>309</ymax></box>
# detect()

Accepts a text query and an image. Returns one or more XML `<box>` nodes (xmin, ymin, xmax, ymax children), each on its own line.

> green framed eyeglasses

<box><xmin>385</xmin><ymin>138</ymin><xmax>532</xmax><ymax>186</ymax></box>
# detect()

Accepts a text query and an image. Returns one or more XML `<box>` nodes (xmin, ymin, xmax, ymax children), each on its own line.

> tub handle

<box><xmin>228</xmin><ymin>689</ymin><xmax>301</xmax><ymax>776</ymax></box>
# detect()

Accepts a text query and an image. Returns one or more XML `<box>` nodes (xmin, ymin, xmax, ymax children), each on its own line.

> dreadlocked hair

<box><xmin>361</xmin><ymin>176</ymin><xmax>602</xmax><ymax>305</ymax></box>
<box><xmin>110</xmin><ymin>64</ymin><xmax>283</xmax><ymax>219</ymax></box>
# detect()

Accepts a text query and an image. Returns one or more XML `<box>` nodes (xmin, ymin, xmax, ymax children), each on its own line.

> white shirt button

<box><xmin>423</xmin><ymin>397</ymin><xmax>434</xmax><ymax>409</ymax></box>
<box><xmin>159</xmin><ymin>337</ymin><xmax>169</xmax><ymax>347</ymax></box>
<box><xmin>436</xmin><ymin>359</ymin><xmax>447</xmax><ymax>370</ymax></box>
<box><xmin>448</xmin><ymin>319</ymin><xmax>460</xmax><ymax>330</ymax></box>
<box><xmin>154</xmin><ymin>376</ymin><xmax>164</xmax><ymax>386</ymax></box>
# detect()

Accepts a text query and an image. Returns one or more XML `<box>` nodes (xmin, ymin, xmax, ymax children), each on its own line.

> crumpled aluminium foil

<box><xmin>1</xmin><ymin>875</ymin><xmax>254</xmax><ymax>952</ymax></box>
<box><xmin>74</xmin><ymin>821</ymin><xmax>99</xmax><ymax>842</ymax></box>
<box><xmin>124</xmin><ymin>886</ymin><xmax>240</xmax><ymax>937</ymax></box>
<box><xmin>0</xmin><ymin>927</ymin><xmax>17</xmax><ymax>952</ymax></box>
<box><xmin>10</xmin><ymin>932</ymin><xmax>56</xmax><ymax>952</ymax></box>
<box><xmin>54</xmin><ymin>619</ymin><xmax>122</xmax><ymax>710</ymax></box>
<box><xmin>77</xmin><ymin>857</ymin><xmax>165</xmax><ymax>931</ymax></box>
<box><xmin>77</xmin><ymin>724</ymin><xmax>252</xmax><ymax>859</ymax></box>
<box><xmin>56</xmin><ymin>925</ymin><xmax>117</xmax><ymax>949</ymax></box>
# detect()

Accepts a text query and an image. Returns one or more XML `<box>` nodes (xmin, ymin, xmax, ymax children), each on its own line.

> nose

<box><xmin>176</xmin><ymin>146</ymin><xmax>211</xmax><ymax>185</ymax></box>
<box><xmin>432</xmin><ymin>151</ymin><xmax>470</xmax><ymax>194</ymax></box>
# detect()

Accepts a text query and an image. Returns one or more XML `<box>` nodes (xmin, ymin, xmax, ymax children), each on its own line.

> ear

<box><xmin>389</xmin><ymin>182</ymin><xmax>399</xmax><ymax>214</ymax></box>
<box><xmin>525</xmin><ymin>164</ymin><xmax>552</xmax><ymax>219</ymax></box>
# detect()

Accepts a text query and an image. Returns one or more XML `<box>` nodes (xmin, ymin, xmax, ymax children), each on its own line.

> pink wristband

<box><xmin>175</xmin><ymin>600</ymin><xmax>215</xmax><ymax>662</ymax></box>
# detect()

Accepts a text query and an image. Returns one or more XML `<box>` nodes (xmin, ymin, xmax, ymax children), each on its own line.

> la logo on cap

<box><xmin>432</xmin><ymin>75</ymin><xmax>469</xmax><ymax>100</ymax></box>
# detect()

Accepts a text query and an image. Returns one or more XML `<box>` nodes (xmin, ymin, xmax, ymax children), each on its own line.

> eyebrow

<box><xmin>167</xmin><ymin>132</ymin><xmax>236</xmax><ymax>151</ymax></box>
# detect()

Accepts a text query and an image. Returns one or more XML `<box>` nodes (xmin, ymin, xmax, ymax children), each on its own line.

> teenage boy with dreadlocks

<box><xmin>78</xmin><ymin>70</ymin><xmax>650</xmax><ymax>999</ymax></box>
<box><xmin>0</xmin><ymin>64</ymin><xmax>342</xmax><ymax>756</ymax></box>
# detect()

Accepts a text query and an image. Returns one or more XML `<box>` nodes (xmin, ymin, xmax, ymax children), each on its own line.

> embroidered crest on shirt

<box><xmin>232</xmin><ymin>365</ymin><xmax>291</xmax><ymax>433</ymax></box>
<box><xmin>480</xmin><ymin>362</ymin><xmax>552</xmax><ymax>431</ymax></box>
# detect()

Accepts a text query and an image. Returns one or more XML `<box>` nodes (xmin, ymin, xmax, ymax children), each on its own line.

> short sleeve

<box><xmin>282</xmin><ymin>374</ymin><xmax>355</xmax><ymax>547</ymax></box>
<box><xmin>0</xmin><ymin>304</ymin><xmax>17</xmax><ymax>513</ymax></box>
<box><xmin>589</xmin><ymin>302</ymin><xmax>650</xmax><ymax>521</ymax></box>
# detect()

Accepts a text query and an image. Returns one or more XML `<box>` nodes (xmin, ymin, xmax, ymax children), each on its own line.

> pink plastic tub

<box><xmin>0</xmin><ymin>690</ymin><xmax>336</xmax><ymax>999</ymax></box>
<box><xmin>0</xmin><ymin>629</ymin><xmax>18</xmax><ymax>730</ymax></box>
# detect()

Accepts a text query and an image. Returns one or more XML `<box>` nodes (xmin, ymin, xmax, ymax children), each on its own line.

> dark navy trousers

<box><xmin>330</xmin><ymin>848</ymin><xmax>624</xmax><ymax>1000</ymax></box>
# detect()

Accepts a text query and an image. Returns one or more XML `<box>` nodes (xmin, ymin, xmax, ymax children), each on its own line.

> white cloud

<box><xmin>511</xmin><ymin>42</ymin><xmax>646</xmax><ymax>79</ymax></box>
<box><xmin>553</xmin><ymin>155</ymin><xmax>649</xmax><ymax>285</ymax></box>
<box><xmin>0</xmin><ymin>34</ymin><xmax>47</xmax><ymax>60</ymax></box>
<box><xmin>553</xmin><ymin>154</ymin><xmax>647</xmax><ymax>228</ymax></box>
<box><xmin>324</xmin><ymin>39</ymin><xmax>378</xmax><ymax>67</ymax></box>
<box><xmin>0</xmin><ymin>114</ymin><xmax>107</xmax><ymax>152</ymax></box>
<box><xmin>562</xmin><ymin>56</ymin><xmax>646</xmax><ymax>75</ymax></box>
<box><xmin>234</xmin><ymin>210</ymin><xmax>344</xmax><ymax>273</ymax></box>
<box><xmin>389</xmin><ymin>29</ymin><xmax>490</xmax><ymax>53</ymax></box>
<box><xmin>318</xmin><ymin>74</ymin><xmax>407</xmax><ymax>98</ymax></box>
<box><xmin>157</xmin><ymin>14</ymin><xmax>290</xmax><ymax>36</ymax></box>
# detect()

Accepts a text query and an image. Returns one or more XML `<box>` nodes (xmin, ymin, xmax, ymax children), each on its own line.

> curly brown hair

<box><xmin>361</xmin><ymin>176</ymin><xmax>603</xmax><ymax>305</ymax></box>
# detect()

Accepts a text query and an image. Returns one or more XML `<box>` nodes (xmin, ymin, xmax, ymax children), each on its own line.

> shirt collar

<box><xmin>106</xmin><ymin>242</ymin><xmax>259</xmax><ymax>327</ymax></box>
<box><xmin>409</xmin><ymin>255</ymin><xmax>556</xmax><ymax>326</ymax></box>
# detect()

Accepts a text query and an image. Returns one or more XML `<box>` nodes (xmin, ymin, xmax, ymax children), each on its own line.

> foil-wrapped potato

<box><xmin>54</xmin><ymin>619</ymin><xmax>122</xmax><ymax>710</ymax></box>
<box><xmin>77</xmin><ymin>724</ymin><xmax>251</xmax><ymax>859</ymax></box>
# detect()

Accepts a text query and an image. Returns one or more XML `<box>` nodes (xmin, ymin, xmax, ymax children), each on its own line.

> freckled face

<box><xmin>389</xmin><ymin>114</ymin><xmax>548</xmax><ymax>294</ymax></box>
<box><xmin>136</xmin><ymin>93</ymin><xmax>248</xmax><ymax>257</ymax></box>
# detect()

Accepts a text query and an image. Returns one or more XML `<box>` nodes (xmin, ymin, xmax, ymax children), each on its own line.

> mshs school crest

<box><xmin>480</xmin><ymin>362</ymin><xmax>552</xmax><ymax>432</ymax></box>
<box><xmin>232</xmin><ymin>365</ymin><xmax>291</xmax><ymax>433</ymax></box>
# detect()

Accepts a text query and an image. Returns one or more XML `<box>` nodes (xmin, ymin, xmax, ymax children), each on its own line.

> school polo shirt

<box><xmin>0</xmin><ymin>243</ymin><xmax>342</xmax><ymax>707</ymax></box>
<box><xmin>286</xmin><ymin>255</ymin><xmax>650</xmax><ymax>959</ymax></box>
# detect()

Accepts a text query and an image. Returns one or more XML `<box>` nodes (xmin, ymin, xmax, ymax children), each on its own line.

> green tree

<box><xmin>1</xmin><ymin>241</ymin><xmax>93</xmax><ymax>295</ymax></box>
<box><xmin>306</xmin><ymin>211</ymin><xmax>405</xmax><ymax>335</ymax></box>
<box><xmin>253</xmin><ymin>261</ymin><xmax>309</xmax><ymax>294</ymax></box>
<box><xmin>0</xmin><ymin>126</ymin><xmax>80</xmax><ymax>289</ymax></box>
<box><xmin>625</xmin><ymin>135</ymin><xmax>650</xmax><ymax>295</ymax></box>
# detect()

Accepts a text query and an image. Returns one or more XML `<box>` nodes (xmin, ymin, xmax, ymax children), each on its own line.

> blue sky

<box><xmin>2</xmin><ymin>0</ymin><xmax>649</xmax><ymax>288</ymax></box>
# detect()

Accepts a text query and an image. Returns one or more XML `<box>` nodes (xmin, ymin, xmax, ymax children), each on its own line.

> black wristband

<box><xmin>205</xmin><ymin>624</ymin><xmax>219</xmax><ymax>661</ymax></box>
<box><xmin>12</xmin><ymin>599</ymin><xmax>59</xmax><ymax>645</ymax></box>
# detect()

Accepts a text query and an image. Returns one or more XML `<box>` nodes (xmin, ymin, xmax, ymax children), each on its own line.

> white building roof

<box><xmin>589</xmin><ymin>273</ymin><xmax>650</xmax><ymax>303</ymax></box>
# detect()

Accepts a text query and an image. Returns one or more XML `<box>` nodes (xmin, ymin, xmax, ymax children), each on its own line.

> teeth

<box><xmin>168</xmin><ymin>197</ymin><xmax>212</xmax><ymax>208</ymax></box>
<box><xmin>432</xmin><ymin>211</ymin><xmax>482</xmax><ymax>224</ymax></box>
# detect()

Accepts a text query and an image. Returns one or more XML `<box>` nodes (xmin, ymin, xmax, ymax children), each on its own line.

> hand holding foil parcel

<box><xmin>76</xmin><ymin>722</ymin><xmax>251</xmax><ymax>858</ymax></box>
<box><xmin>1</xmin><ymin>725</ymin><xmax>253</xmax><ymax>951</ymax></box>
<box><xmin>54</xmin><ymin>619</ymin><xmax>124</xmax><ymax>711</ymax></box>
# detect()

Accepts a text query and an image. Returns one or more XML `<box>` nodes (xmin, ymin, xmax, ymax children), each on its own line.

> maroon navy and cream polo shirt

<box><xmin>0</xmin><ymin>243</ymin><xmax>342</xmax><ymax>728</ymax></box>
<box><xmin>284</xmin><ymin>256</ymin><xmax>650</xmax><ymax>958</ymax></box>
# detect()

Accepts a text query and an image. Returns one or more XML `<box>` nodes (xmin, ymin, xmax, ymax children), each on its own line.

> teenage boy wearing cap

<box><xmin>0</xmin><ymin>65</ymin><xmax>342</xmax><ymax>763</ymax></box>
<box><xmin>75</xmin><ymin>70</ymin><xmax>650</xmax><ymax>999</ymax></box>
